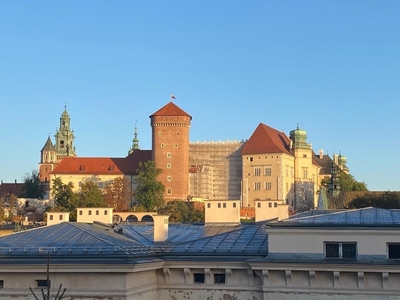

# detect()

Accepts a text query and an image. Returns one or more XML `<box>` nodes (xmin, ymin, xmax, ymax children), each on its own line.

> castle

<box><xmin>39</xmin><ymin>101</ymin><xmax>348</xmax><ymax>211</ymax></box>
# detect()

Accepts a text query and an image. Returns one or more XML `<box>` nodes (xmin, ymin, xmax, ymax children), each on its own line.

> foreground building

<box><xmin>0</xmin><ymin>207</ymin><xmax>400</xmax><ymax>299</ymax></box>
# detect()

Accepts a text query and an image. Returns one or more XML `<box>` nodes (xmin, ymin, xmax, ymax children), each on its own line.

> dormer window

<box><xmin>79</xmin><ymin>165</ymin><xmax>86</xmax><ymax>172</ymax></box>
<box><xmin>108</xmin><ymin>165</ymin><xmax>115</xmax><ymax>171</ymax></box>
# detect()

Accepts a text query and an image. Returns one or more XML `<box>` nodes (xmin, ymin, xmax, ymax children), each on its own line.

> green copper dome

<box><xmin>289</xmin><ymin>124</ymin><xmax>311</xmax><ymax>150</ymax></box>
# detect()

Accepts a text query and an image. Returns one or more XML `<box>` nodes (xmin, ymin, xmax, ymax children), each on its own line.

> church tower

<box><xmin>128</xmin><ymin>121</ymin><xmax>140</xmax><ymax>154</ymax></box>
<box><xmin>38</xmin><ymin>136</ymin><xmax>58</xmax><ymax>190</ymax></box>
<box><xmin>150</xmin><ymin>101</ymin><xmax>192</xmax><ymax>201</ymax></box>
<box><xmin>55</xmin><ymin>105</ymin><xmax>76</xmax><ymax>161</ymax></box>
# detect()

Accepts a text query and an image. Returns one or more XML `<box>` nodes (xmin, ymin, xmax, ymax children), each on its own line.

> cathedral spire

<box><xmin>129</xmin><ymin>120</ymin><xmax>140</xmax><ymax>154</ymax></box>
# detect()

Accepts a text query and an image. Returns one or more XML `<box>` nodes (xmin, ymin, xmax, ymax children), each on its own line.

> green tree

<box><xmin>347</xmin><ymin>191</ymin><xmax>400</xmax><ymax>209</ymax></box>
<box><xmin>21</xmin><ymin>170</ymin><xmax>45</xmax><ymax>199</ymax></box>
<box><xmin>321</xmin><ymin>172</ymin><xmax>368</xmax><ymax>192</ymax></box>
<box><xmin>103</xmin><ymin>177</ymin><xmax>132</xmax><ymax>211</ymax></box>
<box><xmin>76</xmin><ymin>181</ymin><xmax>106</xmax><ymax>208</ymax></box>
<box><xmin>157</xmin><ymin>200</ymin><xmax>204</xmax><ymax>222</ymax></box>
<box><xmin>51</xmin><ymin>177</ymin><xmax>76</xmax><ymax>211</ymax></box>
<box><xmin>135</xmin><ymin>161</ymin><xmax>165</xmax><ymax>211</ymax></box>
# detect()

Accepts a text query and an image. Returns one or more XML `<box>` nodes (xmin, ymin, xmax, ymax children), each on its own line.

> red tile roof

<box><xmin>50</xmin><ymin>150</ymin><xmax>152</xmax><ymax>176</ymax></box>
<box><xmin>242</xmin><ymin>123</ymin><xmax>292</xmax><ymax>155</ymax></box>
<box><xmin>0</xmin><ymin>182</ymin><xmax>24</xmax><ymax>198</ymax></box>
<box><xmin>150</xmin><ymin>102</ymin><xmax>192</xmax><ymax>119</ymax></box>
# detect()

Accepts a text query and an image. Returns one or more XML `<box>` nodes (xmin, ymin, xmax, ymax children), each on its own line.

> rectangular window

<box><xmin>218</xmin><ymin>203</ymin><xmax>221</xmax><ymax>208</ymax></box>
<box><xmin>88</xmin><ymin>210</ymin><xmax>92</xmax><ymax>216</ymax></box>
<box><xmin>207</xmin><ymin>203</ymin><xmax>211</xmax><ymax>208</ymax></box>
<box><xmin>49</xmin><ymin>215</ymin><xmax>53</xmax><ymax>221</ymax></box>
<box><xmin>79</xmin><ymin>210</ymin><xmax>82</xmax><ymax>215</ymax></box>
<box><xmin>96</xmin><ymin>210</ymin><xmax>99</xmax><ymax>215</ymax></box>
<box><xmin>274</xmin><ymin>202</ymin><xmax>278</xmax><ymax>208</ymax></box>
<box><xmin>254</xmin><ymin>182</ymin><xmax>261</xmax><ymax>191</ymax></box>
<box><xmin>194</xmin><ymin>273</ymin><xmax>205</xmax><ymax>284</ymax></box>
<box><xmin>303</xmin><ymin>169</ymin><xmax>308</xmax><ymax>179</ymax></box>
<box><xmin>36</xmin><ymin>280</ymin><xmax>50</xmax><ymax>289</ymax></box>
<box><xmin>264</xmin><ymin>167</ymin><xmax>272</xmax><ymax>176</ymax></box>
<box><xmin>223</xmin><ymin>203</ymin><xmax>226</xmax><ymax>208</ymax></box>
<box><xmin>254</xmin><ymin>167</ymin><xmax>261</xmax><ymax>176</ymax></box>
<box><xmin>167</xmin><ymin>188</ymin><xmax>172</xmax><ymax>194</ymax></box>
<box><xmin>388</xmin><ymin>243</ymin><xmax>400</xmax><ymax>259</ymax></box>
<box><xmin>249</xmin><ymin>157</ymin><xmax>253</xmax><ymax>162</ymax></box>
<box><xmin>257</xmin><ymin>203</ymin><xmax>261</xmax><ymax>208</ymax></box>
<box><xmin>59</xmin><ymin>215</ymin><xmax>63</xmax><ymax>220</ymax></box>
<box><xmin>0</xmin><ymin>280</ymin><xmax>4</xmax><ymax>288</ymax></box>
<box><xmin>268</xmin><ymin>203</ymin><xmax>272</xmax><ymax>208</ymax></box>
<box><xmin>214</xmin><ymin>274</ymin><xmax>226</xmax><ymax>284</ymax></box>
<box><xmin>325</xmin><ymin>242</ymin><xmax>357</xmax><ymax>259</ymax></box>
<box><xmin>233</xmin><ymin>203</ymin><xmax>236</xmax><ymax>208</ymax></box>
<box><xmin>104</xmin><ymin>210</ymin><xmax>108</xmax><ymax>215</ymax></box>
<box><xmin>265</xmin><ymin>182</ymin><xmax>272</xmax><ymax>190</ymax></box>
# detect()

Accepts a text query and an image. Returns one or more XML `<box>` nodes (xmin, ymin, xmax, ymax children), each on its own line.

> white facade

<box><xmin>46</xmin><ymin>212</ymin><xmax>70</xmax><ymax>226</ymax></box>
<box><xmin>76</xmin><ymin>207</ymin><xmax>113</xmax><ymax>224</ymax></box>
<box><xmin>204</xmin><ymin>199</ymin><xmax>241</xmax><ymax>224</ymax></box>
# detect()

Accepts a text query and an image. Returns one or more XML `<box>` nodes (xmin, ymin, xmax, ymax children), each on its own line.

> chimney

<box><xmin>319</xmin><ymin>149</ymin><xmax>324</xmax><ymax>159</ymax></box>
<box><xmin>153</xmin><ymin>215</ymin><xmax>169</xmax><ymax>242</ymax></box>
<box><xmin>277</xmin><ymin>204</ymin><xmax>289</xmax><ymax>221</ymax></box>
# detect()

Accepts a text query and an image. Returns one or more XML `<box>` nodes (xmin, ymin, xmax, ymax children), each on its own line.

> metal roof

<box><xmin>279</xmin><ymin>207</ymin><xmax>400</xmax><ymax>226</ymax></box>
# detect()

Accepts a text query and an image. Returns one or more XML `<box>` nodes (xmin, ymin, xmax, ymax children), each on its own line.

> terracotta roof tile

<box><xmin>50</xmin><ymin>150</ymin><xmax>152</xmax><ymax>176</ymax></box>
<box><xmin>150</xmin><ymin>102</ymin><xmax>192</xmax><ymax>119</ymax></box>
<box><xmin>241</xmin><ymin>123</ymin><xmax>292</xmax><ymax>155</ymax></box>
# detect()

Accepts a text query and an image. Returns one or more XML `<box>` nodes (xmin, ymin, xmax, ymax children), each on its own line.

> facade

<box><xmin>41</xmin><ymin>101</ymin><xmax>349</xmax><ymax>212</ymax></box>
<box><xmin>1</xmin><ymin>207</ymin><xmax>400</xmax><ymax>299</ymax></box>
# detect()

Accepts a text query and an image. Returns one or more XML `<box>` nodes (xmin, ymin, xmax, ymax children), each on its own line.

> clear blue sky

<box><xmin>1</xmin><ymin>1</ymin><xmax>399</xmax><ymax>191</ymax></box>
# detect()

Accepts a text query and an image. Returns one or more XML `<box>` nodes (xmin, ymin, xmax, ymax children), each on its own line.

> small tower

<box><xmin>329</xmin><ymin>161</ymin><xmax>340</xmax><ymax>196</ymax></box>
<box><xmin>150</xmin><ymin>101</ymin><xmax>192</xmax><ymax>201</ymax></box>
<box><xmin>128</xmin><ymin>121</ymin><xmax>140</xmax><ymax>154</ymax></box>
<box><xmin>38</xmin><ymin>136</ymin><xmax>58</xmax><ymax>190</ymax></box>
<box><xmin>55</xmin><ymin>105</ymin><xmax>76</xmax><ymax>161</ymax></box>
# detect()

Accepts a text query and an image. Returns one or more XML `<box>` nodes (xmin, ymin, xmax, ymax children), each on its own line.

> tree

<box><xmin>51</xmin><ymin>177</ymin><xmax>76</xmax><ymax>211</ymax></box>
<box><xmin>103</xmin><ymin>177</ymin><xmax>132</xmax><ymax>211</ymax></box>
<box><xmin>135</xmin><ymin>161</ymin><xmax>165</xmax><ymax>211</ymax></box>
<box><xmin>347</xmin><ymin>192</ymin><xmax>400</xmax><ymax>209</ymax></box>
<box><xmin>21</xmin><ymin>170</ymin><xmax>45</xmax><ymax>199</ymax></box>
<box><xmin>321</xmin><ymin>172</ymin><xmax>368</xmax><ymax>192</ymax></box>
<box><xmin>157</xmin><ymin>200</ymin><xmax>204</xmax><ymax>222</ymax></box>
<box><xmin>76</xmin><ymin>181</ymin><xmax>106</xmax><ymax>208</ymax></box>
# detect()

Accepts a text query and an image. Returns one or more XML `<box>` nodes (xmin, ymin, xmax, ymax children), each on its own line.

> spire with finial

<box><xmin>129</xmin><ymin>120</ymin><xmax>140</xmax><ymax>154</ymax></box>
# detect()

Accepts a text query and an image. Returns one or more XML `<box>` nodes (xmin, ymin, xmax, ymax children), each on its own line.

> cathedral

<box><xmin>39</xmin><ymin>101</ymin><xmax>349</xmax><ymax>211</ymax></box>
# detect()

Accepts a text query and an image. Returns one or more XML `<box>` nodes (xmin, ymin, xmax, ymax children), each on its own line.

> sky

<box><xmin>1</xmin><ymin>1</ymin><xmax>399</xmax><ymax>191</ymax></box>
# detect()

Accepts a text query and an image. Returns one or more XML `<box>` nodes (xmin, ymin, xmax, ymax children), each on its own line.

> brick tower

<box><xmin>150</xmin><ymin>102</ymin><xmax>192</xmax><ymax>201</ymax></box>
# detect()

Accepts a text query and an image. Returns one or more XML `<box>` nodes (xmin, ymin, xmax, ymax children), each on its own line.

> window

<box><xmin>274</xmin><ymin>203</ymin><xmax>277</xmax><ymax>208</ymax></box>
<box><xmin>303</xmin><ymin>154</ymin><xmax>307</xmax><ymax>158</ymax></box>
<box><xmin>104</xmin><ymin>210</ymin><xmax>108</xmax><ymax>215</ymax></box>
<box><xmin>249</xmin><ymin>157</ymin><xmax>253</xmax><ymax>162</ymax></box>
<box><xmin>167</xmin><ymin>163</ymin><xmax>172</xmax><ymax>169</ymax></box>
<box><xmin>167</xmin><ymin>152</ymin><xmax>171</xmax><ymax>158</ymax></box>
<box><xmin>88</xmin><ymin>210</ymin><xmax>92</xmax><ymax>216</ymax></box>
<box><xmin>59</xmin><ymin>215</ymin><xmax>63</xmax><ymax>220</ymax></box>
<box><xmin>0</xmin><ymin>280</ymin><xmax>3</xmax><ymax>288</ymax></box>
<box><xmin>223</xmin><ymin>203</ymin><xmax>226</xmax><ymax>208</ymax></box>
<box><xmin>254</xmin><ymin>182</ymin><xmax>261</xmax><ymax>191</ymax></box>
<box><xmin>325</xmin><ymin>242</ymin><xmax>357</xmax><ymax>259</ymax></box>
<box><xmin>174</xmin><ymin>143</ymin><xmax>178</xmax><ymax>148</ymax></box>
<box><xmin>207</xmin><ymin>203</ymin><xmax>211</xmax><ymax>208</ymax></box>
<box><xmin>36</xmin><ymin>280</ymin><xmax>50</xmax><ymax>289</ymax></box>
<box><xmin>49</xmin><ymin>215</ymin><xmax>53</xmax><ymax>221</ymax></box>
<box><xmin>60</xmin><ymin>140</ymin><xmax>64</xmax><ymax>148</ymax></box>
<box><xmin>264</xmin><ymin>167</ymin><xmax>272</xmax><ymax>176</ymax></box>
<box><xmin>388</xmin><ymin>243</ymin><xmax>400</xmax><ymax>259</ymax></box>
<box><xmin>268</xmin><ymin>203</ymin><xmax>272</xmax><ymax>208</ymax></box>
<box><xmin>79</xmin><ymin>210</ymin><xmax>82</xmax><ymax>215</ymax></box>
<box><xmin>167</xmin><ymin>176</ymin><xmax>172</xmax><ymax>181</ymax></box>
<box><xmin>161</xmin><ymin>143</ymin><xmax>165</xmax><ymax>148</ymax></box>
<box><xmin>303</xmin><ymin>169</ymin><xmax>308</xmax><ymax>179</ymax></box>
<box><xmin>254</xmin><ymin>167</ymin><xmax>261</xmax><ymax>176</ymax></box>
<box><xmin>265</xmin><ymin>182</ymin><xmax>272</xmax><ymax>190</ymax></box>
<box><xmin>167</xmin><ymin>188</ymin><xmax>172</xmax><ymax>194</ymax></box>
<box><xmin>257</xmin><ymin>203</ymin><xmax>261</xmax><ymax>208</ymax></box>
<box><xmin>194</xmin><ymin>273</ymin><xmax>205</xmax><ymax>284</ymax></box>
<box><xmin>233</xmin><ymin>203</ymin><xmax>236</xmax><ymax>208</ymax></box>
<box><xmin>158</xmin><ymin>132</ymin><xmax>162</xmax><ymax>136</ymax></box>
<box><xmin>96</xmin><ymin>210</ymin><xmax>99</xmax><ymax>215</ymax></box>
<box><xmin>218</xmin><ymin>203</ymin><xmax>221</xmax><ymax>208</ymax></box>
<box><xmin>214</xmin><ymin>274</ymin><xmax>226</xmax><ymax>284</ymax></box>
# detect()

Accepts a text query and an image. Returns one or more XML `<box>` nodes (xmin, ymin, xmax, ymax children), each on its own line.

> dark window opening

<box><xmin>214</xmin><ymin>273</ymin><xmax>226</xmax><ymax>284</ymax></box>
<box><xmin>194</xmin><ymin>273</ymin><xmax>205</xmax><ymax>284</ymax></box>
<box><xmin>36</xmin><ymin>280</ymin><xmax>50</xmax><ymax>289</ymax></box>
<box><xmin>388</xmin><ymin>244</ymin><xmax>400</xmax><ymax>259</ymax></box>
<box><xmin>325</xmin><ymin>242</ymin><xmax>356</xmax><ymax>259</ymax></box>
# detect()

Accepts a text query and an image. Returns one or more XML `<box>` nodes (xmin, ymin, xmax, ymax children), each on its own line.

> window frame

<box><xmin>324</xmin><ymin>242</ymin><xmax>357</xmax><ymax>259</ymax></box>
<box><xmin>388</xmin><ymin>243</ymin><xmax>400</xmax><ymax>259</ymax></box>
<box><xmin>214</xmin><ymin>273</ymin><xmax>226</xmax><ymax>284</ymax></box>
<box><xmin>193</xmin><ymin>273</ymin><xmax>205</xmax><ymax>284</ymax></box>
